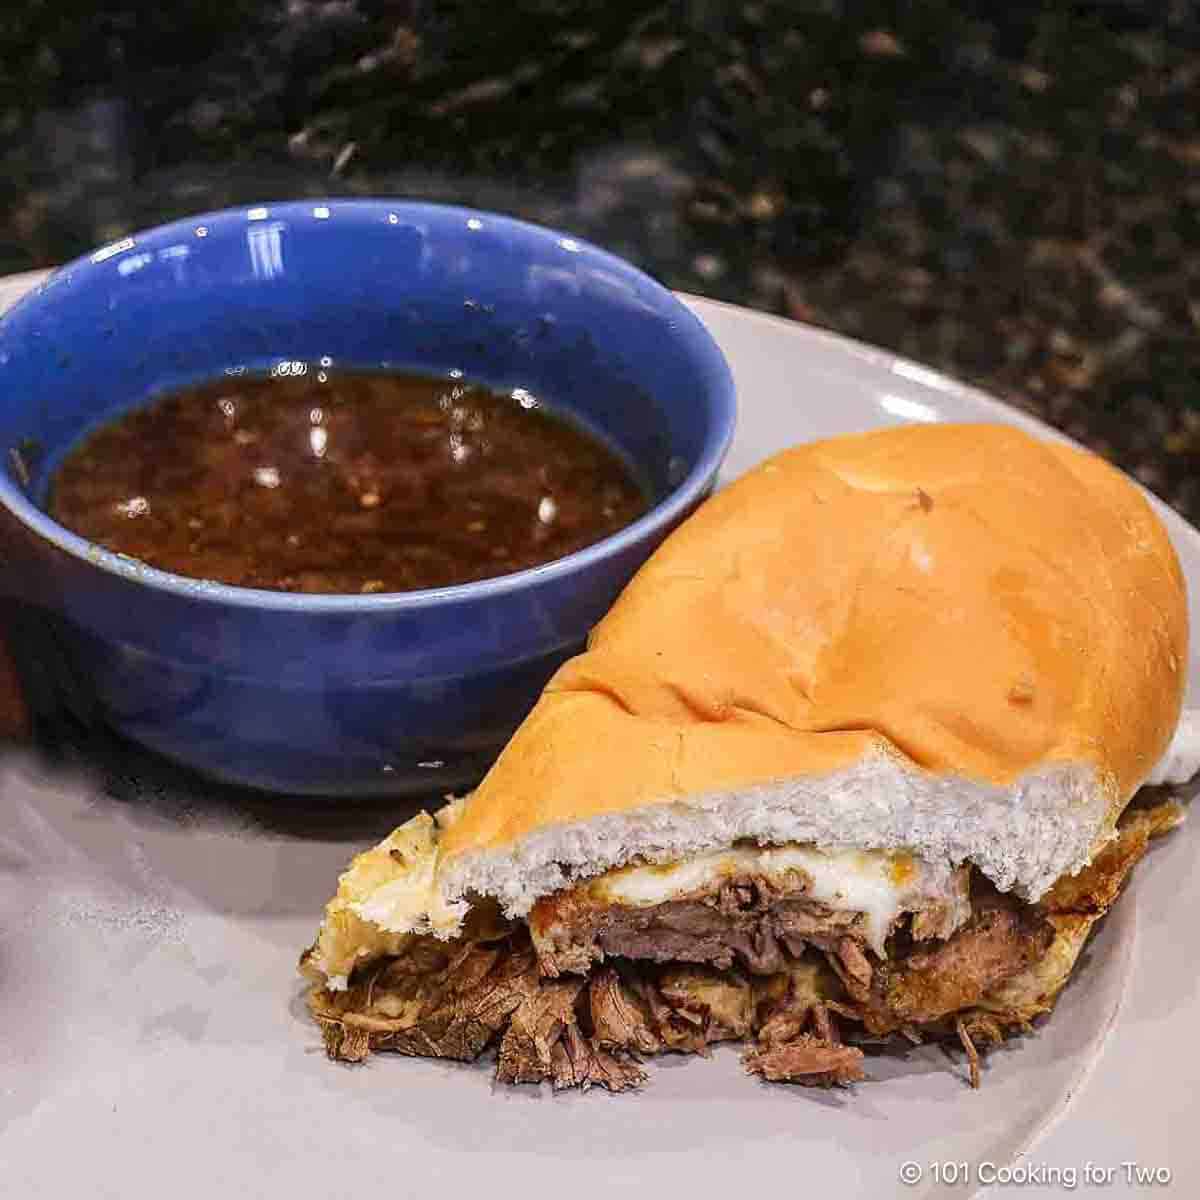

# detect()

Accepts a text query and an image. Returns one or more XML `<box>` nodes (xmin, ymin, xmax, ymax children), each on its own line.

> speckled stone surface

<box><xmin>2</xmin><ymin>2</ymin><xmax>1197</xmax><ymax>517</ymax></box>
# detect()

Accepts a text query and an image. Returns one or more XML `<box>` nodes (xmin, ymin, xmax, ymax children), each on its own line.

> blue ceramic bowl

<box><xmin>0</xmin><ymin>201</ymin><xmax>735</xmax><ymax>795</ymax></box>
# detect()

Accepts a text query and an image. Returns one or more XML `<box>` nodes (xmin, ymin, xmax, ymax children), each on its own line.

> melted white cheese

<box><xmin>310</xmin><ymin>811</ymin><xmax>468</xmax><ymax>987</ymax></box>
<box><xmin>590</xmin><ymin>843</ymin><xmax>954</xmax><ymax>954</ymax></box>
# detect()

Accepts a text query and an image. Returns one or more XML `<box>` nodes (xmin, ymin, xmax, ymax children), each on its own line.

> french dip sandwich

<box><xmin>301</xmin><ymin>423</ymin><xmax>1198</xmax><ymax>1091</ymax></box>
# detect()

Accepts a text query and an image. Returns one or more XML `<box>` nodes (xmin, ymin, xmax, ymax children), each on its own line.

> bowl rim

<box><xmin>0</xmin><ymin>199</ymin><xmax>737</xmax><ymax>612</ymax></box>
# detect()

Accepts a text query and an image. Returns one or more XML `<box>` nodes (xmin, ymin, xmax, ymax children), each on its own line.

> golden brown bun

<box><xmin>438</xmin><ymin>424</ymin><xmax>1187</xmax><ymax>902</ymax></box>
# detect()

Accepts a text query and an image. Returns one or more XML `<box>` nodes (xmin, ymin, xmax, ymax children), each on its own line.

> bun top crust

<box><xmin>440</xmin><ymin>423</ymin><xmax>1187</xmax><ymax>864</ymax></box>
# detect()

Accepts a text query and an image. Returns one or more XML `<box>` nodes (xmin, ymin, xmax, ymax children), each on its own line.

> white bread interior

<box><xmin>437</xmin><ymin>755</ymin><xmax>1103</xmax><ymax>919</ymax></box>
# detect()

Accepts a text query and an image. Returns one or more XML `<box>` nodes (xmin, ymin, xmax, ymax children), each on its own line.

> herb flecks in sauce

<box><xmin>48</xmin><ymin>371</ymin><xmax>648</xmax><ymax>593</ymax></box>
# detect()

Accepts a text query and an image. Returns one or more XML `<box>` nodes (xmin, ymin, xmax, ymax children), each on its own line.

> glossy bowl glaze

<box><xmin>0</xmin><ymin>201</ymin><xmax>735</xmax><ymax>794</ymax></box>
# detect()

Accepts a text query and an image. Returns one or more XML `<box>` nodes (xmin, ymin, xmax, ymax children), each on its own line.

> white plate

<box><xmin>1</xmin><ymin>280</ymin><xmax>1195</xmax><ymax>1200</ymax></box>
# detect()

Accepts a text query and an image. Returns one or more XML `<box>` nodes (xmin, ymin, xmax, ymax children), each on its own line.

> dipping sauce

<box><xmin>46</xmin><ymin>371</ymin><xmax>649</xmax><ymax>593</ymax></box>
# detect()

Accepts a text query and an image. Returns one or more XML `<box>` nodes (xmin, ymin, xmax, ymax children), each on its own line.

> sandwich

<box><xmin>300</xmin><ymin>423</ymin><xmax>1197</xmax><ymax>1091</ymax></box>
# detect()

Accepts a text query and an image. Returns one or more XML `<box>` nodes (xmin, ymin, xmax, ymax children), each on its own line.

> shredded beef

<box><xmin>309</xmin><ymin>935</ymin><xmax>541</xmax><ymax>1063</ymax></box>
<box><xmin>624</xmin><ymin>967</ymin><xmax>715</xmax><ymax>1055</ymax></box>
<box><xmin>531</xmin><ymin>875</ymin><xmax>878</xmax><ymax>978</ymax></box>
<box><xmin>530</xmin><ymin>868</ymin><xmax>973</xmax><ymax>981</ymax></box>
<box><xmin>871</xmin><ymin>887</ymin><xmax>1055</xmax><ymax>1029</ymax></box>
<box><xmin>956</xmin><ymin>1017</ymin><xmax>981</xmax><ymax>1090</ymax></box>
<box><xmin>588</xmin><ymin>967</ymin><xmax>661</xmax><ymax>1054</ymax></box>
<box><xmin>744</xmin><ymin>1036</ymin><xmax>866</xmax><ymax>1085</ymax></box>
<box><xmin>948</xmin><ymin>803</ymin><xmax>1179</xmax><ymax>1054</ymax></box>
<box><xmin>658</xmin><ymin>965</ymin><xmax>754</xmax><ymax>1043</ymax></box>
<box><xmin>308</xmin><ymin>889</ymin><xmax>1054</xmax><ymax>1090</ymax></box>
<box><xmin>833</xmin><ymin>937</ymin><xmax>874</xmax><ymax>991</ymax></box>
<box><xmin>741</xmin><ymin>958</ymin><xmax>866</xmax><ymax>1084</ymax></box>
<box><xmin>496</xmin><ymin>977</ymin><xmax>588</xmax><ymax>1085</ymax></box>
<box><xmin>307</xmin><ymin>801</ymin><xmax>1178</xmax><ymax>1093</ymax></box>
<box><xmin>549</xmin><ymin>1022</ymin><xmax>646</xmax><ymax>1092</ymax></box>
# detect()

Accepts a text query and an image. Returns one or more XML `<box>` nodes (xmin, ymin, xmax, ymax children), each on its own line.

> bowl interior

<box><xmin>0</xmin><ymin>201</ymin><xmax>733</xmax><ymax>538</ymax></box>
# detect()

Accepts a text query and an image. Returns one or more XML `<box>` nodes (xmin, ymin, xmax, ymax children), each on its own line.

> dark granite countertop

<box><xmin>3</xmin><ymin>1</ymin><xmax>1198</xmax><ymax>518</ymax></box>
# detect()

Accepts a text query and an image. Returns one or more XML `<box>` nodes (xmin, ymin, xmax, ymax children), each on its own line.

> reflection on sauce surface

<box><xmin>47</xmin><ymin>370</ymin><xmax>649</xmax><ymax>593</ymax></box>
